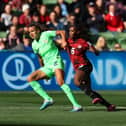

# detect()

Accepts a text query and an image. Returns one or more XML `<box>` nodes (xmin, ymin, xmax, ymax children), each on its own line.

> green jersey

<box><xmin>32</xmin><ymin>31</ymin><xmax>60</xmax><ymax>65</ymax></box>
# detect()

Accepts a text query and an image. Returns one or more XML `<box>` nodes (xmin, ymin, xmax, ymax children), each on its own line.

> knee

<box><xmin>56</xmin><ymin>79</ymin><xmax>64</xmax><ymax>86</ymax></box>
<box><xmin>85</xmin><ymin>88</ymin><xmax>92</xmax><ymax>96</ymax></box>
<box><xmin>85</xmin><ymin>89</ymin><xmax>90</xmax><ymax>95</ymax></box>
<box><xmin>27</xmin><ymin>75</ymin><xmax>32</xmax><ymax>82</ymax></box>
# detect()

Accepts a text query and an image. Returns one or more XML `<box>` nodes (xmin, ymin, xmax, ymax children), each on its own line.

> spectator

<box><xmin>11</xmin><ymin>15</ymin><xmax>19</xmax><ymax>27</ymax></box>
<box><xmin>73</xmin><ymin>4</ymin><xmax>83</xmax><ymax>23</ymax></box>
<box><xmin>80</xmin><ymin>0</ymin><xmax>90</xmax><ymax>22</ymax></box>
<box><xmin>69</xmin><ymin>0</ymin><xmax>81</xmax><ymax>13</ymax></box>
<box><xmin>95</xmin><ymin>36</ymin><xmax>110</xmax><ymax>51</ymax></box>
<box><xmin>0</xmin><ymin>17</ymin><xmax>6</xmax><ymax>31</ymax></box>
<box><xmin>10</xmin><ymin>0</ymin><xmax>24</xmax><ymax>13</ymax></box>
<box><xmin>106</xmin><ymin>0</ymin><xmax>124</xmax><ymax>14</ymax></box>
<box><xmin>65</xmin><ymin>13</ymin><xmax>76</xmax><ymax>33</ymax></box>
<box><xmin>86</xmin><ymin>2</ymin><xmax>106</xmax><ymax>34</ymax></box>
<box><xmin>104</xmin><ymin>3</ymin><xmax>124</xmax><ymax>32</ymax></box>
<box><xmin>19</xmin><ymin>4</ymin><xmax>32</xmax><ymax>27</ymax></box>
<box><xmin>27</xmin><ymin>0</ymin><xmax>40</xmax><ymax>15</ymax></box>
<box><xmin>0</xmin><ymin>0</ymin><xmax>9</xmax><ymax>15</ymax></box>
<box><xmin>57</xmin><ymin>0</ymin><xmax>69</xmax><ymax>17</ymax></box>
<box><xmin>23</xmin><ymin>35</ymin><xmax>32</xmax><ymax>51</ymax></box>
<box><xmin>39</xmin><ymin>5</ymin><xmax>50</xmax><ymax>25</ymax></box>
<box><xmin>0</xmin><ymin>38</ymin><xmax>6</xmax><ymax>50</ymax></box>
<box><xmin>10</xmin><ymin>15</ymin><xmax>24</xmax><ymax>36</ymax></box>
<box><xmin>95</xmin><ymin>0</ymin><xmax>105</xmax><ymax>15</ymax></box>
<box><xmin>32</xmin><ymin>12</ymin><xmax>40</xmax><ymax>24</ymax></box>
<box><xmin>28</xmin><ymin>0</ymin><xmax>43</xmax><ymax>11</ymax></box>
<box><xmin>53</xmin><ymin>4</ymin><xmax>67</xmax><ymax>25</ymax></box>
<box><xmin>47</xmin><ymin>11</ymin><xmax>65</xmax><ymax>30</ymax></box>
<box><xmin>113</xmin><ymin>43</ymin><xmax>125</xmax><ymax>51</ymax></box>
<box><xmin>6</xmin><ymin>25</ymin><xmax>24</xmax><ymax>51</ymax></box>
<box><xmin>53</xmin><ymin>4</ymin><xmax>62</xmax><ymax>20</ymax></box>
<box><xmin>1</xmin><ymin>4</ymin><xmax>12</xmax><ymax>30</ymax></box>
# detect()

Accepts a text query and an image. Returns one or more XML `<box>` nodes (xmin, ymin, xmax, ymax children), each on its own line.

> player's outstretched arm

<box><xmin>88</xmin><ymin>42</ymin><xmax>99</xmax><ymax>56</ymax></box>
<box><xmin>56</xmin><ymin>30</ymin><xmax>67</xmax><ymax>49</ymax></box>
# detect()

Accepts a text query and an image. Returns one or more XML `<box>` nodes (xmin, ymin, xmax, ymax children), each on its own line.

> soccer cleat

<box><xmin>40</xmin><ymin>99</ymin><xmax>54</xmax><ymax>110</ymax></box>
<box><xmin>107</xmin><ymin>104</ymin><xmax>116</xmax><ymax>111</ymax></box>
<box><xmin>70</xmin><ymin>106</ymin><xmax>83</xmax><ymax>112</ymax></box>
<box><xmin>92</xmin><ymin>98</ymin><xmax>102</xmax><ymax>104</ymax></box>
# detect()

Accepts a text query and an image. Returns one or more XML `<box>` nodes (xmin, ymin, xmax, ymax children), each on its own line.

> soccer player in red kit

<box><xmin>65</xmin><ymin>24</ymin><xmax>116</xmax><ymax>111</ymax></box>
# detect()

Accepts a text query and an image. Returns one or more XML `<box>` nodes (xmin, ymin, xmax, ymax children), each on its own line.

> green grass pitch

<box><xmin>0</xmin><ymin>91</ymin><xmax>126</xmax><ymax>126</ymax></box>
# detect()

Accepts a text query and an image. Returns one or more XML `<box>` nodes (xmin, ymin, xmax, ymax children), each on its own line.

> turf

<box><xmin>0</xmin><ymin>91</ymin><xmax>126</xmax><ymax>126</ymax></box>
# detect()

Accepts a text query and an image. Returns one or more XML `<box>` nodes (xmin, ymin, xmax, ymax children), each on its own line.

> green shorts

<box><xmin>39</xmin><ymin>57</ymin><xmax>64</xmax><ymax>78</ymax></box>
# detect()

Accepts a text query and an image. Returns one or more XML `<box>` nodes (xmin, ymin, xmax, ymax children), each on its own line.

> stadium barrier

<box><xmin>0</xmin><ymin>51</ymin><xmax>126</xmax><ymax>91</ymax></box>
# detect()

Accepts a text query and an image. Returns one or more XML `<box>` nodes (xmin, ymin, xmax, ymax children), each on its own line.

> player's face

<box><xmin>69</xmin><ymin>26</ymin><xmax>76</xmax><ymax>38</ymax></box>
<box><xmin>28</xmin><ymin>26</ymin><xmax>40</xmax><ymax>40</ymax></box>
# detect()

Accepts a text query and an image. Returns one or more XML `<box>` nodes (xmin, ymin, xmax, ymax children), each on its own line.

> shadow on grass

<box><xmin>86</xmin><ymin>106</ymin><xmax>126</xmax><ymax>112</ymax></box>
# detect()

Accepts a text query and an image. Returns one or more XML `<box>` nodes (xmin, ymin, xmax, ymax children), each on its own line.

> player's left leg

<box><xmin>74</xmin><ymin>69</ymin><xmax>116</xmax><ymax>111</ymax></box>
<box><xmin>27</xmin><ymin>69</ymin><xmax>53</xmax><ymax>110</ymax></box>
<box><xmin>55</xmin><ymin>69</ymin><xmax>83</xmax><ymax>112</ymax></box>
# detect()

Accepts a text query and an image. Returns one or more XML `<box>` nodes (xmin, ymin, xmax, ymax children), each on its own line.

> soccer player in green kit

<box><xmin>27</xmin><ymin>23</ymin><xmax>82</xmax><ymax>112</ymax></box>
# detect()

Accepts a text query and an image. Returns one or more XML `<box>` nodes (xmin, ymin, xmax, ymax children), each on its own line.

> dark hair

<box><xmin>32</xmin><ymin>12</ymin><xmax>39</xmax><ymax>17</ymax></box>
<box><xmin>107</xmin><ymin>2</ymin><xmax>116</xmax><ymax>11</ymax></box>
<box><xmin>28</xmin><ymin>22</ymin><xmax>48</xmax><ymax>32</ymax></box>
<box><xmin>69</xmin><ymin>13</ymin><xmax>76</xmax><ymax>17</ymax></box>
<box><xmin>69</xmin><ymin>23</ymin><xmax>90</xmax><ymax>40</ymax></box>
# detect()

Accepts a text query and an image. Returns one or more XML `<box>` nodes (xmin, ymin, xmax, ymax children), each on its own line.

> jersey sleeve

<box><xmin>32</xmin><ymin>48</ymin><xmax>37</xmax><ymax>54</ymax></box>
<box><xmin>82</xmin><ymin>40</ymin><xmax>90</xmax><ymax>49</ymax></box>
<box><xmin>42</xmin><ymin>31</ymin><xmax>56</xmax><ymax>38</ymax></box>
<box><xmin>32</xmin><ymin>42</ymin><xmax>38</xmax><ymax>54</ymax></box>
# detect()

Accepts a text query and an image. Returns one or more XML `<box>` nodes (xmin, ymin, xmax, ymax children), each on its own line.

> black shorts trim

<box><xmin>78</xmin><ymin>64</ymin><xmax>92</xmax><ymax>73</ymax></box>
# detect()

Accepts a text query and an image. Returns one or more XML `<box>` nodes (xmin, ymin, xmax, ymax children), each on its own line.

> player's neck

<box><xmin>36</xmin><ymin>33</ymin><xmax>41</xmax><ymax>41</ymax></box>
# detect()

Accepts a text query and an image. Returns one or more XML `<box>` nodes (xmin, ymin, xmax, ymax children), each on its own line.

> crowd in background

<box><xmin>0</xmin><ymin>0</ymin><xmax>126</xmax><ymax>51</ymax></box>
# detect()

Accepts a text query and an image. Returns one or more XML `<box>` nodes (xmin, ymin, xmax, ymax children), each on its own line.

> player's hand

<box><xmin>61</xmin><ymin>41</ymin><xmax>67</xmax><ymax>50</ymax></box>
<box><xmin>117</xmin><ymin>28</ymin><xmax>122</xmax><ymax>32</ymax></box>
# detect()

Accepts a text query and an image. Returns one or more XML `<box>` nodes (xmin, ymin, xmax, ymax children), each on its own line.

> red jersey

<box><xmin>19</xmin><ymin>14</ymin><xmax>32</xmax><ymax>26</ymax></box>
<box><xmin>40</xmin><ymin>15</ymin><xmax>50</xmax><ymax>24</ymax></box>
<box><xmin>105</xmin><ymin>13</ymin><xmax>124</xmax><ymax>32</ymax></box>
<box><xmin>67</xmin><ymin>38</ymin><xmax>91</xmax><ymax>70</ymax></box>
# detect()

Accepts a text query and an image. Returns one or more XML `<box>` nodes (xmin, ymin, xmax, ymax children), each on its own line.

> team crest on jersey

<box><xmin>78</xmin><ymin>45</ymin><xmax>82</xmax><ymax>48</ymax></box>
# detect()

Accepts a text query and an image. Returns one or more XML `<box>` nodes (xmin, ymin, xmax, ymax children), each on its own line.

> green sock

<box><xmin>61</xmin><ymin>84</ymin><xmax>81</xmax><ymax>107</ymax></box>
<box><xmin>29</xmin><ymin>81</ymin><xmax>52</xmax><ymax>100</ymax></box>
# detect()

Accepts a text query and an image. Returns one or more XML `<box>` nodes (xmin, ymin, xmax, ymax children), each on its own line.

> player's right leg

<box><xmin>55</xmin><ymin>69</ymin><xmax>83</xmax><ymax>112</ymax></box>
<box><xmin>27</xmin><ymin>69</ymin><xmax>53</xmax><ymax>110</ymax></box>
